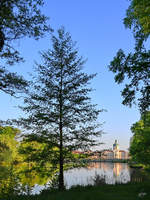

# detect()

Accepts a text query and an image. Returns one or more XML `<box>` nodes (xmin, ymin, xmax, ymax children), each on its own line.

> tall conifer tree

<box><xmin>18</xmin><ymin>27</ymin><xmax>102</xmax><ymax>190</ymax></box>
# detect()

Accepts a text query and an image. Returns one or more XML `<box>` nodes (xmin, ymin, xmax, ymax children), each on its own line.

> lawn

<box><xmin>5</xmin><ymin>182</ymin><xmax>150</xmax><ymax>200</ymax></box>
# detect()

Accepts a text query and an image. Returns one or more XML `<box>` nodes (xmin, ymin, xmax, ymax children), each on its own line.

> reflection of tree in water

<box><xmin>0</xmin><ymin>127</ymin><xmax>80</xmax><ymax>197</ymax></box>
<box><xmin>130</xmin><ymin>168</ymin><xmax>150</xmax><ymax>183</ymax></box>
<box><xmin>0</xmin><ymin>163</ymin><xmax>58</xmax><ymax>197</ymax></box>
<box><xmin>0</xmin><ymin>154</ymin><xmax>59</xmax><ymax>197</ymax></box>
<box><xmin>0</xmin><ymin>126</ymin><xmax>21</xmax><ymax>197</ymax></box>
<box><xmin>0</xmin><ymin>126</ymin><xmax>58</xmax><ymax>197</ymax></box>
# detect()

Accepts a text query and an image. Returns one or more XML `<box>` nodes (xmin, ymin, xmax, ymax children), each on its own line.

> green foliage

<box><xmin>19</xmin><ymin>26</ymin><xmax>102</xmax><ymax>150</ymax></box>
<box><xmin>3</xmin><ymin>183</ymin><xmax>150</xmax><ymax>200</ymax></box>
<box><xmin>0</xmin><ymin>126</ymin><xmax>19</xmax><ymax>163</ymax></box>
<box><xmin>18</xmin><ymin>137</ymin><xmax>59</xmax><ymax>186</ymax></box>
<box><xmin>0</xmin><ymin>126</ymin><xmax>58</xmax><ymax>197</ymax></box>
<box><xmin>0</xmin><ymin>126</ymin><xmax>21</xmax><ymax>197</ymax></box>
<box><xmin>15</xmin><ymin>27</ymin><xmax>102</xmax><ymax>190</ymax></box>
<box><xmin>0</xmin><ymin>0</ymin><xmax>50</xmax><ymax>96</ymax></box>
<box><xmin>124</xmin><ymin>0</ymin><xmax>150</xmax><ymax>35</ymax></box>
<box><xmin>0</xmin><ymin>0</ymin><xmax>50</xmax><ymax>61</ymax></box>
<box><xmin>109</xmin><ymin>48</ymin><xmax>150</xmax><ymax>112</ymax></box>
<box><xmin>0</xmin><ymin>126</ymin><xmax>83</xmax><ymax>196</ymax></box>
<box><xmin>109</xmin><ymin>0</ymin><xmax>150</xmax><ymax>113</ymax></box>
<box><xmin>0</xmin><ymin>67</ymin><xmax>28</xmax><ymax>96</ymax></box>
<box><xmin>130</xmin><ymin>111</ymin><xmax>150</xmax><ymax>166</ymax></box>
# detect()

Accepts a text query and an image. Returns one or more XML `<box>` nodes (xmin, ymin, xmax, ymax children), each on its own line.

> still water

<box><xmin>64</xmin><ymin>162</ymin><xmax>130</xmax><ymax>188</ymax></box>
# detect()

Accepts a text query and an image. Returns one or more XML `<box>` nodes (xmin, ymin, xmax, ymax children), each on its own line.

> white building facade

<box><xmin>101</xmin><ymin>140</ymin><xmax>129</xmax><ymax>160</ymax></box>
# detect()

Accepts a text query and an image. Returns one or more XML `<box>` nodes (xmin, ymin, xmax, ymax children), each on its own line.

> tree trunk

<box><xmin>58</xmin><ymin>121</ymin><xmax>64</xmax><ymax>190</ymax></box>
<box><xmin>58</xmin><ymin>66</ymin><xmax>64</xmax><ymax>190</ymax></box>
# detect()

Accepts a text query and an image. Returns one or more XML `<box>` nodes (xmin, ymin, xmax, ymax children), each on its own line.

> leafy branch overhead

<box><xmin>0</xmin><ymin>0</ymin><xmax>50</xmax><ymax>96</ymax></box>
<box><xmin>109</xmin><ymin>0</ymin><xmax>150</xmax><ymax>113</ymax></box>
<box><xmin>0</xmin><ymin>67</ymin><xmax>28</xmax><ymax>96</ymax></box>
<box><xmin>124</xmin><ymin>0</ymin><xmax>150</xmax><ymax>36</ymax></box>
<box><xmin>109</xmin><ymin>48</ymin><xmax>150</xmax><ymax>112</ymax></box>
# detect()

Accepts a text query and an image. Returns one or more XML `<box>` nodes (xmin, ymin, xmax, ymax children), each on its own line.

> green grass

<box><xmin>4</xmin><ymin>182</ymin><xmax>150</xmax><ymax>200</ymax></box>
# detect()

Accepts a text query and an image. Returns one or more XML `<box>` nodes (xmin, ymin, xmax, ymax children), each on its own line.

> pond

<box><xmin>64</xmin><ymin>162</ymin><xmax>130</xmax><ymax>188</ymax></box>
<box><xmin>33</xmin><ymin>162</ymin><xmax>142</xmax><ymax>194</ymax></box>
<box><xmin>3</xmin><ymin>162</ymin><xmax>145</xmax><ymax>195</ymax></box>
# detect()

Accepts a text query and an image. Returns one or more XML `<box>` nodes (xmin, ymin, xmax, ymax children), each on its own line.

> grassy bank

<box><xmin>4</xmin><ymin>182</ymin><xmax>150</xmax><ymax>200</ymax></box>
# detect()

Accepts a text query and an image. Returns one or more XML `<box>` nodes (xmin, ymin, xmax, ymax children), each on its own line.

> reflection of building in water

<box><xmin>100</xmin><ymin>162</ymin><xmax>114</xmax><ymax>171</ymax></box>
<box><xmin>113</xmin><ymin>163</ymin><xmax>122</xmax><ymax>176</ymax></box>
<box><xmin>87</xmin><ymin>162</ymin><xmax>101</xmax><ymax>169</ymax></box>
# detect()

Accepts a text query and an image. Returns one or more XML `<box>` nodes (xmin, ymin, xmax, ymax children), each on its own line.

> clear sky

<box><xmin>1</xmin><ymin>0</ymin><xmax>141</xmax><ymax>151</ymax></box>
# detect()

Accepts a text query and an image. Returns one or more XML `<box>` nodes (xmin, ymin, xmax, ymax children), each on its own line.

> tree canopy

<box><xmin>124</xmin><ymin>0</ymin><xmax>150</xmax><ymax>36</ymax></box>
<box><xmin>0</xmin><ymin>0</ymin><xmax>50</xmax><ymax>96</ymax></box>
<box><xmin>130</xmin><ymin>111</ymin><xmax>150</xmax><ymax>167</ymax></box>
<box><xmin>109</xmin><ymin>48</ymin><xmax>150</xmax><ymax>113</ymax></box>
<box><xmin>0</xmin><ymin>126</ymin><xmax>19</xmax><ymax>164</ymax></box>
<box><xmin>109</xmin><ymin>0</ymin><xmax>150</xmax><ymax>113</ymax></box>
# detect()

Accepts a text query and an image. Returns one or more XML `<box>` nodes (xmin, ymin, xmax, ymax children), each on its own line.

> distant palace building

<box><xmin>101</xmin><ymin>140</ymin><xmax>129</xmax><ymax>160</ymax></box>
<box><xmin>72</xmin><ymin>140</ymin><xmax>129</xmax><ymax>160</ymax></box>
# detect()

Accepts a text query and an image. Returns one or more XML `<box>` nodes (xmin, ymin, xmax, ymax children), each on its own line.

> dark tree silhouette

<box><xmin>16</xmin><ymin>27</ymin><xmax>102</xmax><ymax>190</ymax></box>
<box><xmin>109</xmin><ymin>47</ymin><xmax>150</xmax><ymax>113</ymax></box>
<box><xmin>0</xmin><ymin>0</ymin><xmax>50</xmax><ymax>96</ymax></box>
<box><xmin>109</xmin><ymin>0</ymin><xmax>150</xmax><ymax>113</ymax></box>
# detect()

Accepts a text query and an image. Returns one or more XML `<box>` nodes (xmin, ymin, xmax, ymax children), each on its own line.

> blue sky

<box><xmin>1</xmin><ymin>0</ymin><xmax>141</xmax><ymax>150</ymax></box>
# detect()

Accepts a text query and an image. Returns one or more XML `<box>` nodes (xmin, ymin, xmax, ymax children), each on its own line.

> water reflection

<box><xmin>1</xmin><ymin>161</ymin><xmax>148</xmax><ymax>195</ymax></box>
<box><xmin>64</xmin><ymin>162</ymin><xmax>130</xmax><ymax>188</ymax></box>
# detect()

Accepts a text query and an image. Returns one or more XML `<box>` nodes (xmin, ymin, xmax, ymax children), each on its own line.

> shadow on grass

<box><xmin>2</xmin><ymin>182</ymin><xmax>150</xmax><ymax>200</ymax></box>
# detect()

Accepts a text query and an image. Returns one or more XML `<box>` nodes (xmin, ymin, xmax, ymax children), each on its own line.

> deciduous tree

<box><xmin>0</xmin><ymin>0</ymin><xmax>50</xmax><ymax>96</ymax></box>
<box><xmin>124</xmin><ymin>0</ymin><xmax>150</xmax><ymax>36</ymax></box>
<box><xmin>130</xmin><ymin>111</ymin><xmax>150</xmax><ymax>167</ymax></box>
<box><xmin>108</xmin><ymin>48</ymin><xmax>150</xmax><ymax>113</ymax></box>
<box><xmin>108</xmin><ymin>0</ymin><xmax>150</xmax><ymax>113</ymax></box>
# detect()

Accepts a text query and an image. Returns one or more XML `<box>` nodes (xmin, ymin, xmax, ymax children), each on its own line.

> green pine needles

<box><xmin>17</xmin><ymin>27</ymin><xmax>102</xmax><ymax>190</ymax></box>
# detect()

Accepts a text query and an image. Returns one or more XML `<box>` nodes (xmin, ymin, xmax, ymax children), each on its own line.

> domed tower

<box><xmin>113</xmin><ymin>140</ymin><xmax>119</xmax><ymax>159</ymax></box>
<box><xmin>113</xmin><ymin>140</ymin><xmax>119</xmax><ymax>150</ymax></box>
